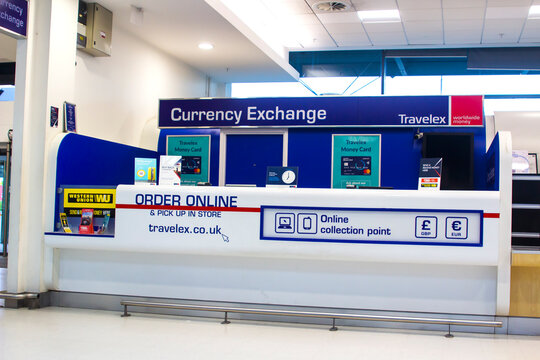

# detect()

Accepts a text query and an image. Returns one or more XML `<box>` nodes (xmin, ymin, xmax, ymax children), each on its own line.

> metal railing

<box><xmin>0</xmin><ymin>291</ymin><xmax>39</xmax><ymax>300</ymax></box>
<box><xmin>120</xmin><ymin>300</ymin><xmax>503</xmax><ymax>338</ymax></box>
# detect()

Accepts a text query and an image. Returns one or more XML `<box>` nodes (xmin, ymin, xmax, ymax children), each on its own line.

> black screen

<box><xmin>422</xmin><ymin>133</ymin><xmax>474</xmax><ymax>190</ymax></box>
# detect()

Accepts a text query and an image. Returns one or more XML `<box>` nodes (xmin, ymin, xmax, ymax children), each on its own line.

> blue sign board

<box><xmin>0</xmin><ymin>0</ymin><xmax>28</xmax><ymax>37</ymax></box>
<box><xmin>64</xmin><ymin>102</ymin><xmax>76</xmax><ymax>133</ymax></box>
<box><xmin>159</xmin><ymin>96</ymin><xmax>452</xmax><ymax>128</ymax></box>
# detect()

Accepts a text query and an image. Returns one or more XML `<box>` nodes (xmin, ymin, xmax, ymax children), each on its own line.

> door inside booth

<box><xmin>222</xmin><ymin>131</ymin><xmax>287</xmax><ymax>187</ymax></box>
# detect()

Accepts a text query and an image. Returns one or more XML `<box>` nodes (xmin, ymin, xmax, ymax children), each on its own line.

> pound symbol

<box><xmin>421</xmin><ymin>220</ymin><xmax>431</xmax><ymax>230</ymax></box>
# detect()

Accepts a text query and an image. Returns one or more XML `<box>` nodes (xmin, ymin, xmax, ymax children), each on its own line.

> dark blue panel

<box><xmin>158</xmin><ymin>128</ymin><xmax>220</xmax><ymax>187</ymax></box>
<box><xmin>288</xmin><ymin>127</ymin><xmax>487</xmax><ymax>190</ymax></box>
<box><xmin>226</xmin><ymin>134</ymin><xmax>283</xmax><ymax>187</ymax></box>
<box><xmin>56</xmin><ymin>133</ymin><xmax>157</xmax><ymax>187</ymax></box>
<box><xmin>54</xmin><ymin>133</ymin><xmax>158</xmax><ymax>230</ymax></box>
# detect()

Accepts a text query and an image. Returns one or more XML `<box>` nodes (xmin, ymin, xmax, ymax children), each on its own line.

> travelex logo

<box><xmin>399</xmin><ymin>113</ymin><xmax>447</xmax><ymax>125</ymax></box>
<box><xmin>170</xmin><ymin>106</ymin><xmax>327</xmax><ymax>125</ymax></box>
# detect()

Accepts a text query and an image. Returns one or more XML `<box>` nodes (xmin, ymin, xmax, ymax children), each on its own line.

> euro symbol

<box><xmin>421</xmin><ymin>220</ymin><xmax>431</xmax><ymax>230</ymax></box>
<box><xmin>452</xmin><ymin>221</ymin><xmax>462</xmax><ymax>231</ymax></box>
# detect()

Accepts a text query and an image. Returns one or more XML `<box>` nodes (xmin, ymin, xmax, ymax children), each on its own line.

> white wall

<box><xmin>493</xmin><ymin>111</ymin><xmax>540</xmax><ymax>156</ymax></box>
<box><xmin>0</xmin><ymin>101</ymin><xmax>13</xmax><ymax>142</ymax></box>
<box><xmin>74</xmin><ymin>24</ymin><xmax>226</xmax><ymax>150</ymax></box>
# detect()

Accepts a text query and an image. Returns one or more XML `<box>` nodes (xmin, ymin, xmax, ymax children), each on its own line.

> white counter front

<box><xmin>45</xmin><ymin>185</ymin><xmax>509</xmax><ymax>316</ymax></box>
<box><xmin>112</xmin><ymin>185</ymin><xmax>500</xmax><ymax>266</ymax></box>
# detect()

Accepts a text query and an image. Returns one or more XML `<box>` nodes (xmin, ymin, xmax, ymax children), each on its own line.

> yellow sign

<box><xmin>63</xmin><ymin>188</ymin><xmax>116</xmax><ymax>209</ymax></box>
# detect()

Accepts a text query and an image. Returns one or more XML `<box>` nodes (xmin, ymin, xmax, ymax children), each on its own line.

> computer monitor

<box><xmin>422</xmin><ymin>133</ymin><xmax>475</xmax><ymax>190</ymax></box>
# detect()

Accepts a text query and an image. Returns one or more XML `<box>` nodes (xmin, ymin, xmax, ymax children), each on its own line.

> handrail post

<box><xmin>121</xmin><ymin>303</ymin><xmax>131</xmax><ymax>317</ymax></box>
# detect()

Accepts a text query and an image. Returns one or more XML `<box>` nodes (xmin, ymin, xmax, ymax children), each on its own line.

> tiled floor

<box><xmin>0</xmin><ymin>305</ymin><xmax>539</xmax><ymax>360</ymax></box>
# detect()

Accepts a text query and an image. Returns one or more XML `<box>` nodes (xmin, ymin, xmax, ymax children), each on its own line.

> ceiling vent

<box><xmin>313</xmin><ymin>1</ymin><xmax>349</xmax><ymax>12</ymax></box>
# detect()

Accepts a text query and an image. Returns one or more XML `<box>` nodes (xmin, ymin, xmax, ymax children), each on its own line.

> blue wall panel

<box><xmin>56</xmin><ymin>133</ymin><xmax>158</xmax><ymax>187</ymax></box>
<box><xmin>288</xmin><ymin>127</ymin><xmax>486</xmax><ymax>190</ymax></box>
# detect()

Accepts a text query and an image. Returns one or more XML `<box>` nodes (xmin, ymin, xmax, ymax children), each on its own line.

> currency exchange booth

<box><xmin>44</xmin><ymin>95</ymin><xmax>515</xmax><ymax>333</ymax></box>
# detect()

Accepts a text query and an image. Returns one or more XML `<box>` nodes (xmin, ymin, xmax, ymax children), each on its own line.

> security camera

<box><xmin>414</xmin><ymin>132</ymin><xmax>423</xmax><ymax>140</ymax></box>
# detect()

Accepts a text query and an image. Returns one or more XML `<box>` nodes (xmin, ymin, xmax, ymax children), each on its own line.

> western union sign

<box><xmin>63</xmin><ymin>188</ymin><xmax>116</xmax><ymax>209</ymax></box>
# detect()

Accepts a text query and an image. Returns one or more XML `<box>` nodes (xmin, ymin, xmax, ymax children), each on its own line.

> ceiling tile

<box><xmin>362</xmin><ymin>22</ymin><xmax>404</xmax><ymax>33</ymax></box>
<box><xmin>324</xmin><ymin>22</ymin><xmax>366</xmax><ymax>34</ymax></box>
<box><xmin>408</xmin><ymin>37</ymin><xmax>444</xmax><ymax>45</ymax></box>
<box><xmin>442</xmin><ymin>0</ymin><xmax>487</xmax><ymax>8</ymax></box>
<box><xmin>482</xmin><ymin>33</ymin><xmax>520</xmax><ymax>43</ymax></box>
<box><xmin>336</xmin><ymin>39</ymin><xmax>373</xmax><ymax>47</ymax></box>
<box><xmin>351</xmin><ymin>0</ymin><xmax>398</xmax><ymax>11</ymax></box>
<box><xmin>518</xmin><ymin>38</ymin><xmax>540</xmax><ymax>43</ymax></box>
<box><xmin>482</xmin><ymin>18</ymin><xmax>526</xmax><ymax>33</ymax></box>
<box><xmin>282</xmin><ymin>14</ymin><xmax>321</xmax><ymax>25</ymax></box>
<box><xmin>522</xmin><ymin>19</ymin><xmax>540</xmax><ymax>30</ymax></box>
<box><xmin>300</xmin><ymin>23</ymin><xmax>336</xmax><ymax>37</ymax></box>
<box><xmin>263</xmin><ymin>0</ymin><xmax>313</xmax><ymax>15</ymax></box>
<box><xmin>332</xmin><ymin>32</ymin><xmax>370</xmax><ymax>40</ymax></box>
<box><xmin>400</xmin><ymin>9</ymin><xmax>442</xmax><ymax>21</ymax></box>
<box><xmin>316</xmin><ymin>12</ymin><xmax>362</xmax><ymax>24</ymax></box>
<box><xmin>397</xmin><ymin>0</ymin><xmax>441</xmax><ymax>10</ymax></box>
<box><xmin>486</xmin><ymin>0</ymin><xmax>532</xmax><ymax>6</ymax></box>
<box><xmin>444</xmin><ymin>20</ymin><xmax>484</xmax><ymax>31</ymax></box>
<box><xmin>300</xmin><ymin>37</ymin><xmax>338</xmax><ymax>49</ymax></box>
<box><xmin>369</xmin><ymin>31</ymin><xmax>407</xmax><ymax>45</ymax></box>
<box><xmin>485</xmin><ymin>6</ymin><xmax>530</xmax><ymax>19</ymax></box>
<box><xmin>403</xmin><ymin>21</ymin><xmax>442</xmax><ymax>32</ymax></box>
<box><xmin>443</xmin><ymin>8</ymin><xmax>485</xmax><ymax>20</ymax></box>
<box><xmin>444</xmin><ymin>31</ymin><xmax>483</xmax><ymax>44</ymax></box>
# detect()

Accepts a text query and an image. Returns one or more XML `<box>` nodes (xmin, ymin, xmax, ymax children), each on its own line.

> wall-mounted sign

<box><xmin>63</xmin><ymin>102</ymin><xmax>76</xmax><ymax>133</ymax></box>
<box><xmin>0</xmin><ymin>0</ymin><xmax>28</xmax><ymax>38</ymax></box>
<box><xmin>159</xmin><ymin>96</ymin><xmax>483</xmax><ymax>128</ymax></box>
<box><xmin>50</xmin><ymin>106</ymin><xmax>59</xmax><ymax>127</ymax></box>
<box><xmin>166</xmin><ymin>135</ymin><xmax>210</xmax><ymax>186</ymax></box>
<box><xmin>332</xmin><ymin>134</ymin><xmax>381</xmax><ymax>188</ymax></box>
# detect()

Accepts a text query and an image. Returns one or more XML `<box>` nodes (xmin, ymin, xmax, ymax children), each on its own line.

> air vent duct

<box><xmin>314</xmin><ymin>1</ymin><xmax>348</xmax><ymax>12</ymax></box>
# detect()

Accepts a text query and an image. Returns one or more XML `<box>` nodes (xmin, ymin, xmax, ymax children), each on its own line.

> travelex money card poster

<box><xmin>166</xmin><ymin>135</ymin><xmax>210</xmax><ymax>186</ymax></box>
<box><xmin>134</xmin><ymin>158</ymin><xmax>157</xmax><ymax>185</ymax></box>
<box><xmin>332</xmin><ymin>134</ymin><xmax>381</xmax><ymax>188</ymax></box>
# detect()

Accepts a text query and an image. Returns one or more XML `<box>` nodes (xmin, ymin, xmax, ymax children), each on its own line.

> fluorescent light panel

<box><xmin>198</xmin><ymin>42</ymin><xmax>214</xmax><ymax>50</ymax></box>
<box><xmin>529</xmin><ymin>5</ymin><xmax>540</xmax><ymax>18</ymax></box>
<box><xmin>357</xmin><ymin>9</ymin><xmax>400</xmax><ymax>23</ymax></box>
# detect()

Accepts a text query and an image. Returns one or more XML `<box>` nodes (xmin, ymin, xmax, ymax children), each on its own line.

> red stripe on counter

<box><xmin>483</xmin><ymin>213</ymin><xmax>500</xmax><ymax>218</ymax></box>
<box><xmin>116</xmin><ymin>204</ymin><xmax>261</xmax><ymax>213</ymax></box>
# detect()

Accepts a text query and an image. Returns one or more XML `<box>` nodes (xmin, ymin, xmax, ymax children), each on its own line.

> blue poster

<box><xmin>64</xmin><ymin>102</ymin><xmax>76</xmax><ymax>133</ymax></box>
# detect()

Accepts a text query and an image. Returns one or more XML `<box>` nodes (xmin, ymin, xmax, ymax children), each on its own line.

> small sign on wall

<box><xmin>63</xmin><ymin>102</ymin><xmax>76</xmax><ymax>133</ymax></box>
<box><xmin>50</xmin><ymin>106</ymin><xmax>59</xmax><ymax>127</ymax></box>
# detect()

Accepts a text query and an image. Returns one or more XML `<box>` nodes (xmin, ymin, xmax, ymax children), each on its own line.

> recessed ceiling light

<box><xmin>357</xmin><ymin>9</ymin><xmax>400</xmax><ymax>23</ymax></box>
<box><xmin>529</xmin><ymin>5</ymin><xmax>540</xmax><ymax>19</ymax></box>
<box><xmin>198</xmin><ymin>42</ymin><xmax>214</xmax><ymax>50</ymax></box>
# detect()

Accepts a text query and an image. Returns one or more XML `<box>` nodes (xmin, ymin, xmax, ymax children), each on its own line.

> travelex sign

<box><xmin>159</xmin><ymin>95</ymin><xmax>483</xmax><ymax>128</ymax></box>
<box><xmin>0</xmin><ymin>0</ymin><xmax>27</xmax><ymax>37</ymax></box>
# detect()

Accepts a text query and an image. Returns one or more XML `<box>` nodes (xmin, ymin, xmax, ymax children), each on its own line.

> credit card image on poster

<box><xmin>181</xmin><ymin>156</ymin><xmax>202</xmax><ymax>174</ymax></box>
<box><xmin>341</xmin><ymin>156</ymin><xmax>372</xmax><ymax>175</ymax></box>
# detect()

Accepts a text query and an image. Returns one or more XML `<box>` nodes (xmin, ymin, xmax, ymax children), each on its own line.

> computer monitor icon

<box><xmin>278</xmin><ymin>216</ymin><xmax>292</xmax><ymax>229</ymax></box>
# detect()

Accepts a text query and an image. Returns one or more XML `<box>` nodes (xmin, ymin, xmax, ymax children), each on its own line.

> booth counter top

<box><xmin>45</xmin><ymin>185</ymin><xmax>503</xmax><ymax>267</ymax></box>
